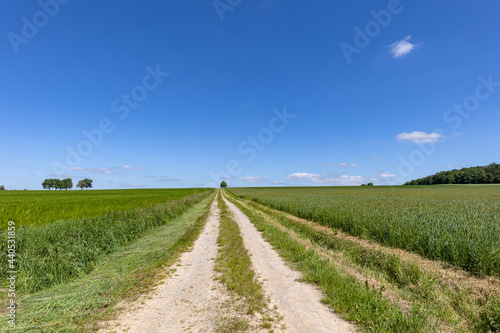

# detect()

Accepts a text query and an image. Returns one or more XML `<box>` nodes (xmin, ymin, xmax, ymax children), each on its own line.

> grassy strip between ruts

<box><xmin>224</xmin><ymin>190</ymin><xmax>432</xmax><ymax>333</ymax></box>
<box><xmin>214</xmin><ymin>192</ymin><xmax>282</xmax><ymax>332</ymax></box>
<box><xmin>0</xmin><ymin>191</ymin><xmax>215</xmax><ymax>332</ymax></box>
<box><xmin>227</xmin><ymin>191</ymin><xmax>500</xmax><ymax>332</ymax></box>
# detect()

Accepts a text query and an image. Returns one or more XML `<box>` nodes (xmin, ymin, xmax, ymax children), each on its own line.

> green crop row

<box><xmin>0</xmin><ymin>188</ymin><xmax>209</xmax><ymax>228</ymax></box>
<box><xmin>229</xmin><ymin>186</ymin><xmax>500</xmax><ymax>277</ymax></box>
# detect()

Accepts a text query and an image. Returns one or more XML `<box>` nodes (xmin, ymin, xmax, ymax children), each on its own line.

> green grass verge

<box><xmin>0</xmin><ymin>192</ymin><xmax>215</xmax><ymax>332</ymax></box>
<box><xmin>224</xmin><ymin>190</ymin><xmax>431</xmax><ymax>333</ymax></box>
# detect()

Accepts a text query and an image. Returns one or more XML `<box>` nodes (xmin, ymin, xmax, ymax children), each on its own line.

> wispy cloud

<box><xmin>239</xmin><ymin>176</ymin><xmax>266</xmax><ymax>183</ymax></box>
<box><xmin>444</xmin><ymin>164</ymin><xmax>456</xmax><ymax>169</ymax></box>
<box><xmin>285</xmin><ymin>172</ymin><xmax>372</xmax><ymax>186</ymax></box>
<box><xmin>49</xmin><ymin>174</ymin><xmax>81</xmax><ymax>178</ymax></box>
<box><xmin>155</xmin><ymin>176</ymin><xmax>179</xmax><ymax>182</ymax></box>
<box><xmin>389</xmin><ymin>35</ymin><xmax>421</xmax><ymax>58</ymax></box>
<box><xmin>368</xmin><ymin>156</ymin><xmax>380</xmax><ymax>160</ymax></box>
<box><xmin>396</xmin><ymin>131</ymin><xmax>443</xmax><ymax>143</ymax></box>
<box><xmin>117</xmin><ymin>165</ymin><xmax>142</xmax><ymax>171</ymax></box>
<box><xmin>322</xmin><ymin>162</ymin><xmax>334</xmax><ymax>167</ymax></box>
<box><xmin>68</xmin><ymin>167</ymin><xmax>119</xmax><ymax>174</ymax></box>
<box><xmin>338</xmin><ymin>163</ymin><xmax>358</xmax><ymax>168</ymax></box>
<box><xmin>379</xmin><ymin>173</ymin><xmax>396</xmax><ymax>178</ymax></box>
<box><xmin>285</xmin><ymin>172</ymin><xmax>322</xmax><ymax>182</ymax></box>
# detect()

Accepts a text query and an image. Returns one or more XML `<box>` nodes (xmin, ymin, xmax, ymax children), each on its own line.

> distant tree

<box><xmin>220</xmin><ymin>181</ymin><xmax>227</xmax><ymax>188</ymax></box>
<box><xmin>77</xmin><ymin>180</ymin><xmax>86</xmax><ymax>190</ymax></box>
<box><xmin>83</xmin><ymin>178</ymin><xmax>93</xmax><ymax>190</ymax></box>
<box><xmin>0</xmin><ymin>185</ymin><xmax>5</xmax><ymax>190</ymax></box>
<box><xmin>62</xmin><ymin>178</ymin><xmax>73</xmax><ymax>190</ymax></box>
<box><xmin>361</xmin><ymin>184</ymin><xmax>367</xmax><ymax>186</ymax></box>
<box><xmin>54</xmin><ymin>179</ymin><xmax>64</xmax><ymax>190</ymax></box>
<box><xmin>42</xmin><ymin>178</ymin><xmax>58</xmax><ymax>190</ymax></box>
<box><xmin>405</xmin><ymin>162</ymin><xmax>499</xmax><ymax>185</ymax></box>
<box><xmin>367</xmin><ymin>182</ymin><xmax>374</xmax><ymax>186</ymax></box>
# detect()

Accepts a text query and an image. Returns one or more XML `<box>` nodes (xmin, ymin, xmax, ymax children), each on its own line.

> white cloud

<box><xmin>155</xmin><ymin>176</ymin><xmax>179</xmax><ymax>182</ymax></box>
<box><xmin>239</xmin><ymin>176</ymin><xmax>266</xmax><ymax>183</ymax></box>
<box><xmin>369</xmin><ymin>156</ymin><xmax>380</xmax><ymax>160</ymax></box>
<box><xmin>49</xmin><ymin>174</ymin><xmax>81</xmax><ymax>178</ymax></box>
<box><xmin>285</xmin><ymin>172</ymin><xmax>372</xmax><ymax>186</ymax></box>
<box><xmin>68</xmin><ymin>167</ymin><xmax>119</xmax><ymax>174</ymax></box>
<box><xmin>389</xmin><ymin>35</ymin><xmax>421</xmax><ymax>58</ymax></box>
<box><xmin>338</xmin><ymin>163</ymin><xmax>358</xmax><ymax>168</ymax></box>
<box><xmin>284</xmin><ymin>173</ymin><xmax>322</xmax><ymax>182</ymax></box>
<box><xmin>444</xmin><ymin>164</ymin><xmax>456</xmax><ymax>169</ymax></box>
<box><xmin>322</xmin><ymin>162</ymin><xmax>334</xmax><ymax>167</ymax></box>
<box><xmin>396</xmin><ymin>131</ymin><xmax>443</xmax><ymax>143</ymax></box>
<box><xmin>118</xmin><ymin>165</ymin><xmax>142</xmax><ymax>171</ymax></box>
<box><xmin>379</xmin><ymin>173</ymin><xmax>396</xmax><ymax>178</ymax></box>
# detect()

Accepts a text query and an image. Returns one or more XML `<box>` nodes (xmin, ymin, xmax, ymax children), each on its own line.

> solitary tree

<box><xmin>220</xmin><ymin>181</ymin><xmax>227</xmax><ymax>188</ymax></box>
<box><xmin>367</xmin><ymin>182</ymin><xmax>374</xmax><ymax>186</ymax></box>
<box><xmin>0</xmin><ymin>185</ymin><xmax>5</xmax><ymax>190</ymax></box>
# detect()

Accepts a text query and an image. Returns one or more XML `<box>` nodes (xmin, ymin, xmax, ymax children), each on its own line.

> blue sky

<box><xmin>1</xmin><ymin>1</ymin><xmax>500</xmax><ymax>189</ymax></box>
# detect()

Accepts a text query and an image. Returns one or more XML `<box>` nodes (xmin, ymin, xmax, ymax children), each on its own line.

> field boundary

<box><xmin>0</xmin><ymin>191</ymin><xmax>215</xmax><ymax>332</ymax></box>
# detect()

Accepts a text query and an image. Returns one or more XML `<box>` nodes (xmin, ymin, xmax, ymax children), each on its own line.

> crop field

<box><xmin>0</xmin><ymin>188</ymin><xmax>209</xmax><ymax>228</ymax></box>
<box><xmin>0</xmin><ymin>189</ymin><xmax>212</xmax><ymax>293</ymax></box>
<box><xmin>229</xmin><ymin>185</ymin><xmax>500</xmax><ymax>277</ymax></box>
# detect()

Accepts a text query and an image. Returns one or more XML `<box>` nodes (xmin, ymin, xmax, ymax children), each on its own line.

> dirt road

<box><xmin>222</xmin><ymin>195</ymin><xmax>353</xmax><ymax>333</ymax></box>
<box><xmin>101</xmin><ymin>194</ymin><xmax>353</xmax><ymax>332</ymax></box>
<box><xmin>100</xmin><ymin>200</ymin><xmax>223</xmax><ymax>333</ymax></box>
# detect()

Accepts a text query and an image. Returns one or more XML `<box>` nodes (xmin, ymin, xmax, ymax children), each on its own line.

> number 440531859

<box><xmin>7</xmin><ymin>221</ymin><xmax>16</xmax><ymax>269</ymax></box>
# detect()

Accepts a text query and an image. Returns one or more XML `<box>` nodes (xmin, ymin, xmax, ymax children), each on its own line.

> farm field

<box><xmin>228</xmin><ymin>185</ymin><xmax>500</xmax><ymax>277</ymax></box>
<box><xmin>0</xmin><ymin>189</ymin><xmax>212</xmax><ymax>294</ymax></box>
<box><xmin>224</xmin><ymin>188</ymin><xmax>500</xmax><ymax>332</ymax></box>
<box><xmin>0</xmin><ymin>192</ymin><xmax>216</xmax><ymax>332</ymax></box>
<box><xmin>0</xmin><ymin>188</ymin><xmax>209</xmax><ymax>228</ymax></box>
<box><xmin>3</xmin><ymin>188</ymin><xmax>500</xmax><ymax>332</ymax></box>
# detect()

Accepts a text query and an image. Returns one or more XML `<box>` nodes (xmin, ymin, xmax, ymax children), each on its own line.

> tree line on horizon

<box><xmin>42</xmin><ymin>178</ymin><xmax>93</xmax><ymax>190</ymax></box>
<box><xmin>404</xmin><ymin>163</ymin><xmax>500</xmax><ymax>185</ymax></box>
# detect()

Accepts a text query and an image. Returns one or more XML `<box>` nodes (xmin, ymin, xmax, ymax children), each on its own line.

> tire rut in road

<box><xmin>222</xmin><ymin>194</ymin><xmax>354</xmax><ymax>333</ymax></box>
<box><xmin>100</xmin><ymin>199</ymin><xmax>224</xmax><ymax>333</ymax></box>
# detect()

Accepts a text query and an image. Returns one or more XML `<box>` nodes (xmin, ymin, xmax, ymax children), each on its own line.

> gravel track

<box><xmin>101</xmin><ymin>194</ymin><xmax>354</xmax><ymax>332</ymax></box>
